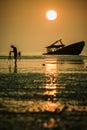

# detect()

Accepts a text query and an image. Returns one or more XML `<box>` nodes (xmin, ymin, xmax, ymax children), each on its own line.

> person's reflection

<box><xmin>14</xmin><ymin>64</ymin><xmax>17</xmax><ymax>73</ymax></box>
<box><xmin>8</xmin><ymin>64</ymin><xmax>12</xmax><ymax>73</ymax></box>
<box><xmin>8</xmin><ymin>64</ymin><xmax>17</xmax><ymax>73</ymax></box>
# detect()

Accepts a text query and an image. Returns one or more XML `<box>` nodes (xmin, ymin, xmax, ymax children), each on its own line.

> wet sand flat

<box><xmin>0</xmin><ymin>55</ymin><xmax>87</xmax><ymax>130</ymax></box>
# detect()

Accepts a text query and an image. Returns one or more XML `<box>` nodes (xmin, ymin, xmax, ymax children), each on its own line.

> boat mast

<box><xmin>58</xmin><ymin>39</ymin><xmax>64</xmax><ymax>46</ymax></box>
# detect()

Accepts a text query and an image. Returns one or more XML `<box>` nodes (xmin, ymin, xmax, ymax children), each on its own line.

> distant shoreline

<box><xmin>0</xmin><ymin>55</ymin><xmax>87</xmax><ymax>60</ymax></box>
<box><xmin>0</xmin><ymin>55</ymin><xmax>44</xmax><ymax>59</ymax></box>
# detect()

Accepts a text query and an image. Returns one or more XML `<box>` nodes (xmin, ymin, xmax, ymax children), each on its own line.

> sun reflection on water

<box><xmin>44</xmin><ymin>57</ymin><xmax>58</xmax><ymax>89</ymax></box>
<box><xmin>42</xmin><ymin>57</ymin><xmax>59</xmax><ymax>113</ymax></box>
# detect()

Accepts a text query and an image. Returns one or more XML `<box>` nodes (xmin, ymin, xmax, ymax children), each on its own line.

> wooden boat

<box><xmin>43</xmin><ymin>39</ymin><xmax>85</xmax><ymax>55</ymax></box>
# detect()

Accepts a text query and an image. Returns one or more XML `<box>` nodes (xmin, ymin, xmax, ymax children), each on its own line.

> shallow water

<box><xmin>0</xmin><ymin>55</ymin><xmax>87</xmax><ymax>130</ymax></box>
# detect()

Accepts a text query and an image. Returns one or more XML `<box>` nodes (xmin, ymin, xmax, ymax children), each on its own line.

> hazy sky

<box><xmin>0</xmin><ymin>0</ymin><xmax>87</xmax><ymax>55</ymax></box>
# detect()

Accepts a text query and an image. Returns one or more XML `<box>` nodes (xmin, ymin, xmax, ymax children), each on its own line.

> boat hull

<box><xmin>43</xmin><ymin>41</ymin><xmax>85</xmax><ymax>55</ymax></box>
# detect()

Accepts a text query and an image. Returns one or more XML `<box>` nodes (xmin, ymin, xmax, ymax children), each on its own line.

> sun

<box><xmin>46</xmin><ymin>10</ymin><xmax>57</xmax><ymax>21</ymax></box>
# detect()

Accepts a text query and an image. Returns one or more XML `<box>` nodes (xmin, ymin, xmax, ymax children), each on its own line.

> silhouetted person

<box><xmin>10</xmin><ymin>45</ymin><xmax>17</xmax><ymax>65</ymax></box>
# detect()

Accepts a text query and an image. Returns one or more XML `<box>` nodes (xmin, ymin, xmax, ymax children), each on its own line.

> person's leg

<box><xmin>15</xmin><ymin>58</ymin><xmax>17</xmax><ymax>66</ymax></box>
<box><xmin>14</xmin><ymin>54</ymin><xmax>17</xmax><ymax>66</ymax></box>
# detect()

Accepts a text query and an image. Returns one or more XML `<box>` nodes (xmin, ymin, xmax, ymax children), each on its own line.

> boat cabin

<box><xmin>46</xmin><ymin>39</ymin><xmax>65</xmax><ymax>53</ymax></box>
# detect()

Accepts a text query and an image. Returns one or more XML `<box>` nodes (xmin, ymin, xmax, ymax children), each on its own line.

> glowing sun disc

<box><xmin>46</xmin><ymin>10</ymin><xmax>57</xmax><ymax>20</ymax></box>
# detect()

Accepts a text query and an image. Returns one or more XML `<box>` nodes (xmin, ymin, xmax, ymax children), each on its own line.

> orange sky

<box><xmin>0</xmin><ymin>0</ymin><xmax>87</xmax><ymax>55</ymax></box>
